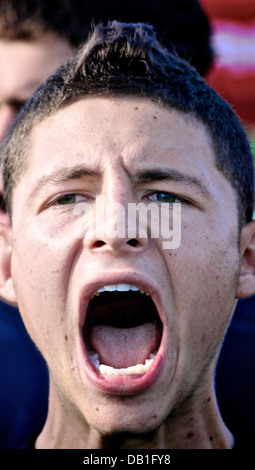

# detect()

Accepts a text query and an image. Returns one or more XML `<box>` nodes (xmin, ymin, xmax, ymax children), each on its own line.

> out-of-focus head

<box><xmin>0</xmin><ymin>0</ymin><xmax>85</xmax><ymax>147</ymax></box>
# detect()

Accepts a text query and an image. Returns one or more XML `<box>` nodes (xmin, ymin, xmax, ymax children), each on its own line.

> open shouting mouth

<box><xmin>80</xmin><ymin>278</ymin><xmax>164</xmax><ymax>394</ymax></box>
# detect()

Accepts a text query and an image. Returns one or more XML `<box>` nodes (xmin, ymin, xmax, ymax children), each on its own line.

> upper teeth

<box><xmin>91</xmin><ymin>284</ymin><xmax>148</xmax><ymax>299</ymax></box>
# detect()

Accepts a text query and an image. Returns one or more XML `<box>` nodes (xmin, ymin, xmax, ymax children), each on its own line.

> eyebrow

<box><xmin>30</xmin><ymin>164</ymin><xmax>210</xmax><ymax>199</ymax></box>
<box><xmin>29</xmin><ymin>165</ymin><xmax>99</xmax><ymax>198</ymax></box>
<box><xmin>133</xmin><ymin>168</ymin><xmax>210</xmax><ymax>197</ymax></box>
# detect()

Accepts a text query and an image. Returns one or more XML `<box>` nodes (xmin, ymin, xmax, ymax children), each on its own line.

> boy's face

<box><xmin>9</xmin><ymin>96</ymin><xmax>240</xmax><ymax>434</ymax></box>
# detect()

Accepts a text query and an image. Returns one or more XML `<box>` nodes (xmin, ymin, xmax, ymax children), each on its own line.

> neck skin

<box><xmin>35</xmin><ymin>374</ymin><xmax>234</xmax><ymax>449</ymax></box>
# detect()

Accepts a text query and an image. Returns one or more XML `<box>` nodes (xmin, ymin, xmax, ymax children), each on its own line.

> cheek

<box><xmin>168</xmin><ymin>213</ymin><xmax>239</xmax><ymax>292</ymax></box>
<box><xmin>12</xmin><ymin>213</ymin><xmax>81</xmax><ymax>285</ymax></box>
<box><xmin>11</xmin><ymin>222</ymin><xmax>80</xmax><ymax>352</ymax></box>
<box><xmin>157</xmin><ymin>229</ymin><xmax>239</xmax><ymax>400</ymax></box>
<box><xmin>163</xmin><ymin>226</ymin><xmax>239</xmax><ymax>355</ymax></box>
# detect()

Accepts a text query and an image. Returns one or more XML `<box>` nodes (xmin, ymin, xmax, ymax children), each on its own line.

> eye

<box><xmin>56</xmin><ymin>194</ymin><xmax>87</xmax><ymax>205</ymax></box>
<box><xmin>147</xmin><ymin>192</ymin><xmax>179</xmax><ymax>203</ymax></box>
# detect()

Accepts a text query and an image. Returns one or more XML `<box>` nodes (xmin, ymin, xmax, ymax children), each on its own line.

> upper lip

<box><xmin>78</xmin><ymin>271</ymin><xmax>164</xmax><ymax>330</ymax></box>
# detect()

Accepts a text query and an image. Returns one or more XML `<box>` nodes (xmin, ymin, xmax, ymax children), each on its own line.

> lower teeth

<box><xmin>88</xmin><ymin>351</ymin><xmax>157</xmax><ymax>376</ymax></box>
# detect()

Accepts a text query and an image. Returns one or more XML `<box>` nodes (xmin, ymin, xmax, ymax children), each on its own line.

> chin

<box><xmin>79</xmin><ymin>392</ymin><xmax>166</xmax><ymax>437</ymax></box>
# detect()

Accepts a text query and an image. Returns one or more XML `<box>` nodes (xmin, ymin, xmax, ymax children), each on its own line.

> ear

<box><xmin>236</xmin><ymin>220</ymin><xmax>255</xmax><ymax>299</ymax></box>
<box><xmin>0</xmin><ymin>220</ymin><xmax>17</xmax><ymax>304</ymax></box>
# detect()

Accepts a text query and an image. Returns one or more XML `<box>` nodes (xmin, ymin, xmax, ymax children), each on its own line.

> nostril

<box><xmin>89</xmin><ymin>236</ymin><xmax>148</xmax><ymax>251</ymax></box>
<box><xmin>92</xmin><ymin>239</ymin><xmax>139</xmax><ymax>249</ymax></box>
<box><xmin>92</xmin><ymin>240</ymin><xmax>106</xmax><ymax>249</ymax></box>
<box><xmin>127</xmin><ymin>239</ymin><xmax>139</xmax><ymax>247</ymax></box>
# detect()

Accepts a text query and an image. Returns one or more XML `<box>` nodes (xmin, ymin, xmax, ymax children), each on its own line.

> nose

<box><xmin>84</xmin><ymin>198</ymin><xmax>149</xmax><ymax>254</ymax></box>
<box><xmin>83</xmin><ymin>175</ymin><xmax>149</xmax><ymax>255</ymax></box>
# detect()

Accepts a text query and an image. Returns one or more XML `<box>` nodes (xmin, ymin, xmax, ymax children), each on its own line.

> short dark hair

<box><xmin>1</xmin><ymin>21</ymin><xmax>253</xmax><ymax>227</ymax></box>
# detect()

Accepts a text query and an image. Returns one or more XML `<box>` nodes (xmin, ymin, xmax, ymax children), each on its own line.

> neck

<box><xmin>35</xmin><ymin>380</ymin><xmax>233</xmax><ymax>449</ymax></box>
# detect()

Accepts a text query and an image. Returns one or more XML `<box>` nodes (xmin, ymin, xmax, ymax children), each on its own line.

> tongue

<box><xmin>90</xmin><ymin>322</ymin><xmax>161</xmax><ymax>369</ymax></box>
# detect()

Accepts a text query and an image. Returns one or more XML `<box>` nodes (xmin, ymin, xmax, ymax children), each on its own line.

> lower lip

<box><xmin>79</xmin><ymin>334</ymin><xmax>164</xmax><ymax>395</ymax></box>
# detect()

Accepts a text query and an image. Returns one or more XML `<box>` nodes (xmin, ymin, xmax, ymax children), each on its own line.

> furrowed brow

<box><xmin>134</xmin><ymin>168</ymin><xmax>210</xmax><ymax>197</ymax></box>
<box><xmin>29</xmin><ymin>165</ymin><xmax>99</xmax><ymax>199</ymax></box>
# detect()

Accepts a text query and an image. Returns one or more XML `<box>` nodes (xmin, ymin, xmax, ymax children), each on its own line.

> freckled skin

<box><xmin>9</xmin><ymin>96</ymin><xmax>242</xmax><ymax>448</ymax></box>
